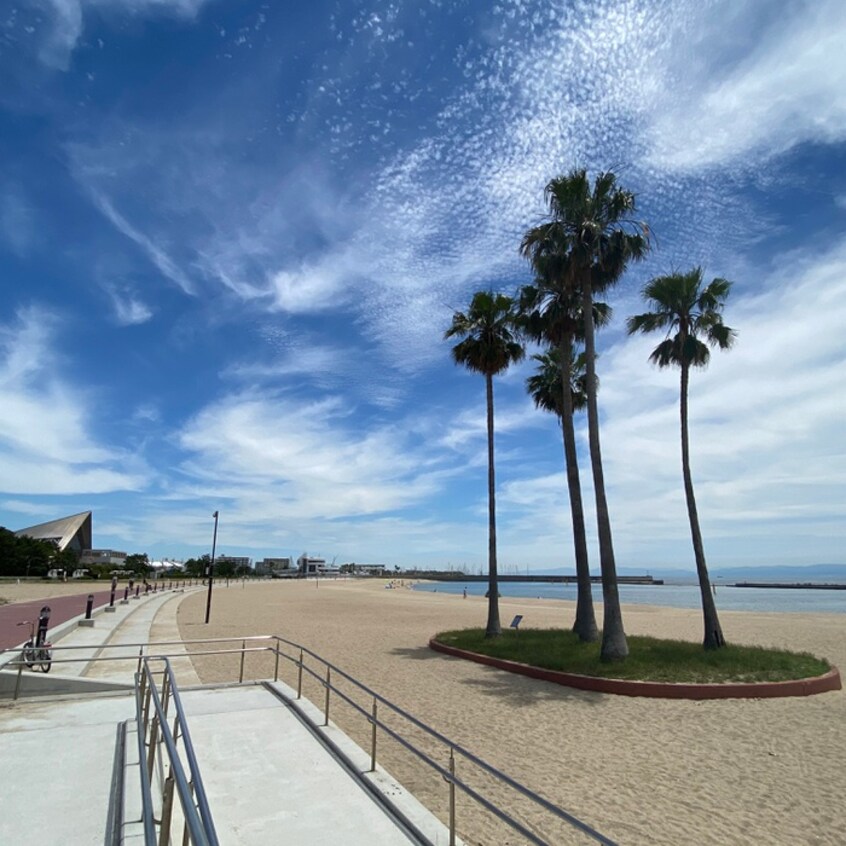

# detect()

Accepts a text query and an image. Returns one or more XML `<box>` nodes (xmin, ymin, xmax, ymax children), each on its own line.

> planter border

<box><xmin>428</xmin><ymin>637</ymin><xmax>842</xmax><ymax>700</ymax></box>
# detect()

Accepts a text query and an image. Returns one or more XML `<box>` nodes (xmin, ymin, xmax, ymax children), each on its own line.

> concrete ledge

<box><xmin>428</xmin><ymin>638</ymin><xmax>843</xmax><ymax>700</ymax></box>
<box><xmin>0</xmin><ymin>669</ymin><xmax>133</xmax><ymax>699</ymax></box>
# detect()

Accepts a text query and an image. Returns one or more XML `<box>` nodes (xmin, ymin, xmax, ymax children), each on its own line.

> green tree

<box><xmin>215</xmin><ymin>559</ymin><xmax>236</xmax><ymax>579</ymax></box>
<box><xmin>524</xmin><ymin>342</ymin><xmax>598</xmax><ymax>641</ymax></box>
<box><xmin>627</xmin><ymin>268</ymin><xmax>736</xmax><ymax>649</ymax></box>
<box><xmin>0</xmin><ymin>528</ymin><xmax>54</xmax><ymax>577</ymax></box>
<box><xmin>125</xmin><ymin>553</ymin><xmax>151</xmax><ymax>575</ymax></box>
<box><xmin>521</xmin><ymin>169</ymin><xmax>650</xmax><ymax>661</ymax></box>
<box><xmin>183</xmin><ymin>555</ymin><xmax>210</xmax><ymax>577</ymax></box>
<box><xmin>445</xmin><ymin>290</ymin><xmax>525</xmax><ymax>638</ymax></box>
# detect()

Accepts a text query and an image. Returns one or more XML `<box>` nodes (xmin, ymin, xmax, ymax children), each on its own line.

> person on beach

<box><xmin>463</xmin><ymin>587</ymin><xmax>467</xmax><ymax>599</ymax></box>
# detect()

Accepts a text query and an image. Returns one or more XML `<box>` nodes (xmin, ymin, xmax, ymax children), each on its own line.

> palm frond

<box><xmin>630</xmin><ymin>267</ymin><xmax>736</xmax><ymax>369</ymax></box>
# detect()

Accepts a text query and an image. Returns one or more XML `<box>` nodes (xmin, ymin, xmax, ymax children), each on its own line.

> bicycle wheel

<box><xmin>39</xmin><ymin>647</ymin><xmax>52</xmax><ymax>673</ymax></box>
<box><xmin>22</xmin><ymin>640</ymin><xmax>35</xmax><ymax>669</ymax></box>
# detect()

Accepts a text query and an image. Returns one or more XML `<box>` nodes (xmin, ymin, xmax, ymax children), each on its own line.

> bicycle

<box><xmin>18</xmin><ymin>606</ymin><xmax>52</xmax><ymax>673</ymax></box>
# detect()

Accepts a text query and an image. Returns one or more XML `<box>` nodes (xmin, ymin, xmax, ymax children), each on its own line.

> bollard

<box><xmin>80</xmin><ymin>594</ymin><xmax>95</xmax><ymax>627</ymax></box>
<box><xmin>37</xmin><ymin>606</ymin><xmax>51</xmax><ymax>646</ymax></box>
<box><xmin>105</xmin><ymin>577</ymin><xmax>117</xmax><ymax>612</ymax></box>
<box><xmin>135</xmin><ymin>585</ymin><xmax>140</xmax><ymax>599</ymax></box>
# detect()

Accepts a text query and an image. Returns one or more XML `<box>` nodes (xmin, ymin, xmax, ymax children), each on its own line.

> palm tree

<box><xmin>521</xmin><ymin>169</ymin><xmax>650</xmax><ymax>661</ymax></box>
<box><xmin>525</xmin><ymin>343</ymin><xmax>599</xmax><ymax>642</ymax></box>
<box><xmin>519</xmin><ymin>264</ymin><xmax>611</xmax><ymax>643</ymax></box>
<box><xmin>627</xmin><ymin>268</ymin><xmax>736</xmax><ymax>649</ymax></box>
<box><xmin>445</xmin><ymin>290</ymin><xmax>525</xmax><ymax>638</ymax></box>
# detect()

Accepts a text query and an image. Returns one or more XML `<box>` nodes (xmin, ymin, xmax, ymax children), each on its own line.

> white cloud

<box><xmin>88</xmin><ymin>191</ymin><xmax>196</xmax><ymax>294</ymax></box>
<box><xmin>0</xmin><ymin>307</ymin><xmax>148</xmax><ymax>494</ymax></box>
<box><xmin>269</xmin><ymin>262</ymin><xmax>348</xmax><ymax>314</ymax></box>
<box><xmin>106</xmin><ymin>285</ymin><xmax>154</xmax><ymax>325</ymax></box>
<box><xmin>646</xmin><ymin>0</ymin><xmax>846</xmax><ymax>170</ymax></box>
<box><xmin>177</xmin><ymin>392</ymin><xmax>450</xmax><ymax>521</ymax></box>
<box><xmin>592</xmin><ymin>239</ymin><xmax>846</xmax><ymax>564</ymax></box>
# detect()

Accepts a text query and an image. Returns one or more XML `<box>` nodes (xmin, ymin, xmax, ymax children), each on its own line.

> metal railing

<box><xmin>135</xmin><ymin>656</ymin><xmax>218</xmax><ymax>846</ymax></box>
<box><xmin>1</xmin><ymin>634</ymin><xmax>617</xmax><ymax>845</ymax></box>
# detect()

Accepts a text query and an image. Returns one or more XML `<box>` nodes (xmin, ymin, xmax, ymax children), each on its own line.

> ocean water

<box><xmin>412</xmin><ymin>580</ymin><xmax>846</xmax><ymax>614</ymax></box>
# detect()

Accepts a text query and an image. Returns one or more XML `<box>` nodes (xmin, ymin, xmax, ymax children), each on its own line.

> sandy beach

<box><xmin>167</xmin><ymin>578</ymin><xmax>845</xmax><ymax>845</ymax></box>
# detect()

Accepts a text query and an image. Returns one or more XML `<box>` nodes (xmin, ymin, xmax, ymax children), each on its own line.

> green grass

<box><xmin>434</xmin><ymin>628</ymin><xmax>831</xmax><ymax>684</ymax></box>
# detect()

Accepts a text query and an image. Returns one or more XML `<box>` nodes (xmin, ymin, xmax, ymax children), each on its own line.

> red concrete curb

<box><xmin>428</xmin><ymin>638</ymin><xmax>842</xmax><ymax>700</ymax></box>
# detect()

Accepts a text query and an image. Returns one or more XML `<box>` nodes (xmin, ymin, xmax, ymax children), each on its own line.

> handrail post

<box><xmin>449</xmin><ymin>747</ymin><xmax>456</xmax><ymax>846</ymax></box>
<box><xmin>323</xmin><ymin>666</ymin><xmax>331</xmax><ymax>726</ymax></box>
<box><xmin>137</xmin><ymin>645</ymin><xmax>145</xmax><ymax>676</ymax></box>
<box><xmin>172</xmin><ymin>713</ymin><xmax>181</xmax><ymax>754</ymax></box>
<box><xmin>142</xmin><ymin>675</ymin><xmax>153</xmax><ymax>730</ymax></box>
<box><xmin>147</xmin><ymin>714</ymin><xmax>159</xmax><ymax>783</ymax></box>
<box><xmin>370</xmin><ymin>698</ymin><xmax>378</xmax><ymax>772</ymax></box>
<box><xmin>273</xmin><ymin>646</ymin><xmax>280</xmax><ymax>682</ymax></box>
<box><xmin>161</xmin><ymin>669</ymin><xmax>171</xmax><ymax>721</ymax></box>
<box><xmin>159</xmin><ymin>773</ymin><xmax>175</xmax><ymax>846</ymax></box>
<box><xmin>181</xmin><ymin>781</ymin><xmax>194</xmax><ymax>846</ymax></box>
<box><xmin>297</xmin><ymin>649</ymin><xmax>303</xmax><ymax>699</ymax></box>
<box><xmin>13</xmin><ymin>656</ymin><xmax>24</xmax><ymax>700</ymax></box>
<box><xmin>239</xmin><ymin>639</ymin><xmax>246</xmax><ymax>683</ymax></box>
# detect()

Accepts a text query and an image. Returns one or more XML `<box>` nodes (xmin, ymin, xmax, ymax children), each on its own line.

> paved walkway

<box><xmin>0</xmin><ymin>587</ymin><xmax>453</xmax><ymax>845</ymax></box>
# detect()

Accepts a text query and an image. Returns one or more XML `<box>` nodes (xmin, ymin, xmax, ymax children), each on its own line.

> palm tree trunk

<box><xmin>680</xmin><ymin>362</ymin><xmax>725</xmax><ymax>649</ymax></box>
<box><xmin>582</xmin><ymin>279</ymin><xmax>628</xmax><ymax>660</ymax></box>
<box><xmin>485</xmin><ymin>372</ymin><xmax>502</xmax><ymax>638</ymax></box>
<box><xmin>559</xmin><ymin>335</ymin><xmax>598</xmax><ymax>642</ymax></box>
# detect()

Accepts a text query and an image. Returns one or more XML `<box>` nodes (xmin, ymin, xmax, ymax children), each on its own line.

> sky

<box><xmin>1</xmin><ymin>0</ymin><xmax>844</xmax><ymax>572</ymax></box>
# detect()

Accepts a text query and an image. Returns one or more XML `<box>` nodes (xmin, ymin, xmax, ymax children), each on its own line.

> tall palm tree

<box><xmin>525</xmin><ymin>343</ymin><xmax>599</xmax><ymax>642</ymax></box>
<box><xmin>627</xmin><ymin>268</ymin><xmax>736</xmax><ymax>649</ymax></box>
<box><xmin>445</xmin><ymin>290</ymin><xmax>525</xmax><ymax>638</ymax></box>
<box><xmin>519</xmin><ymin>265</ymin><xmax>611</xmax><ymax>643</ymax></box>
<box><xmin>522</xmin><ymin>169</ymin><xmax>650</xmax><ymax>661</ymax></box>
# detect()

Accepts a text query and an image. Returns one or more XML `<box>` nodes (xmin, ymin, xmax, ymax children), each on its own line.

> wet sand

<box><xmin>175</xmin><ymin>578</ymin><xmax>846</xmax><ymax>845</ymax></box>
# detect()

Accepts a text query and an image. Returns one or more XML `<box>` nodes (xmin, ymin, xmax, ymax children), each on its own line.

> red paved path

<box><xmin>0</xmin><ymin>589</ymin><xmax>121</xmax><ymax>650</ymax></box>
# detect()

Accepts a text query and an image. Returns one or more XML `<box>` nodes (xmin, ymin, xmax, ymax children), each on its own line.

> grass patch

<box><xmin>434</xmin><ymin>628</ymin><xmax>831</xmax><ymax>684</ymax></box>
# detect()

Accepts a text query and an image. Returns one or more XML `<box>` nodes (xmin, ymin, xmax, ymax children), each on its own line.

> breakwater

<box><xmin>412</xmin><ymin>574</ymin><xmax>663</xmax><ymax>585</ymax></box>
<box><xmin>734</xmin><ymin>582</ymin><xmax>846</xmax><ymax>590</ymax></box>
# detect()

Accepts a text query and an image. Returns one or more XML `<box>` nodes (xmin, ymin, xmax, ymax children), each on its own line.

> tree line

<box><xmin>0</xmin><ymin>531</ymin><xmax>154</xmax><ymax>579</ymax></box>
<box><xmin>446</xmin><ymin>168</ymin><xmax>736</xmax><ymax>660</ymax></box>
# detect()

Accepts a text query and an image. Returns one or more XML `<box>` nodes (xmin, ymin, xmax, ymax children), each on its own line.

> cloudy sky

<box><xmin>1</xmin><ymin>0</ymin><xmax>844</xmax><ymax>572</ymax></box>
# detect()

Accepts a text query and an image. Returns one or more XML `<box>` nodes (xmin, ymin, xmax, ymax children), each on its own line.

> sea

<box><xmin>411</xmin><ymin>580</ymin><xmax>846</xmax><ymax>614</ymax></box>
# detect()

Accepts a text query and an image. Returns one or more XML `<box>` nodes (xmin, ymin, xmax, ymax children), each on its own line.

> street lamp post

<box><xmin>204</xmin><ymin>511</ymin><xmax>219</xmax><ymax>625</ymax></box>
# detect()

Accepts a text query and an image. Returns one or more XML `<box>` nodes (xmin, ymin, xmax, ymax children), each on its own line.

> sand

<box><xmin>169</xmin><ymin>578</ymin><xmax>845</xmax><ymax>845</ymax></box>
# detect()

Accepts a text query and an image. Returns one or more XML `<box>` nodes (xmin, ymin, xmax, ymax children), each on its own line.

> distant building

<box><xmin>15</xmin><ymin>511</ymin><xmax>92</xmax><ymax>554</ymax></box>
<box><xmin>297</xmin><ymin>554</ymin><xmax>329</xmax><ymax>576</ymax></box>
<box><xmin>350</xmin><ymin>564</ymin><xmax>386</xmax><ymax>576</ymax></box>
<box><xmin>255</xmin><ymin>557</ymin><xmax>294</xmax><ymax>576</ymax></box>
<box><xmin>79</xmin><ymin>549</ymin><xmax>127</xmax><ymax>567</ymax></box>
<box><xmin>216</xmin><ymin>556</ymin><xmax>251</xmax><ymax>569</ymax></box>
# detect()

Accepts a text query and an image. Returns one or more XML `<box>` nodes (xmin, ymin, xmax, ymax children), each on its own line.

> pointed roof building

<box><xmin>15</xmin><ymin>511</ymin><xmax>93</xmax><ymax>553</ymax></box>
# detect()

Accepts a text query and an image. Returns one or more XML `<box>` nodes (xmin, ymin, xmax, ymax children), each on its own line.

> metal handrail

<box><xmin>265</xmin><ymin>634</ymin><xmax>616</xmax><ymax>846</ymax></box>
<box><xmin>136</xmin><ymin>656</ymin><xmax>219</xmax><ymax>846</ymax></box>
<box><xmin>3</xmin><ymin>633</ymin><xmax>615</xmax><ymax>844</ymax></box>
<box><xmin>133</xmin><ymin>670</ymin><xmax>157</xmax><ymax>845</ymax></box>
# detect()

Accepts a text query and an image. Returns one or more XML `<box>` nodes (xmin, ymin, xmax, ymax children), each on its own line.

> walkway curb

<box><xmin>428</xmin><ymin>638</ymin><xmax>842</xmax><ymax>700</ymax></box>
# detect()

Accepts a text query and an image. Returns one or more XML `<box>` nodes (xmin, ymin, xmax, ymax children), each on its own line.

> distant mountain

<box><xmin>528</xmin><ymin>564</ymin><xmax>846</xmax><ymax>582</ymax></box>
<box><xmin>709</xmin><ymin>564</ymin><xmax>846</xmax><ymax>582</ymax></box>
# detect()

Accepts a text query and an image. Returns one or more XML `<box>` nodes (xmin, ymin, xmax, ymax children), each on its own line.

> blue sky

<box><xmin>1</xmin><ymin>0</ymin><xmax>844</xmax><ymax>571</ymax></box>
